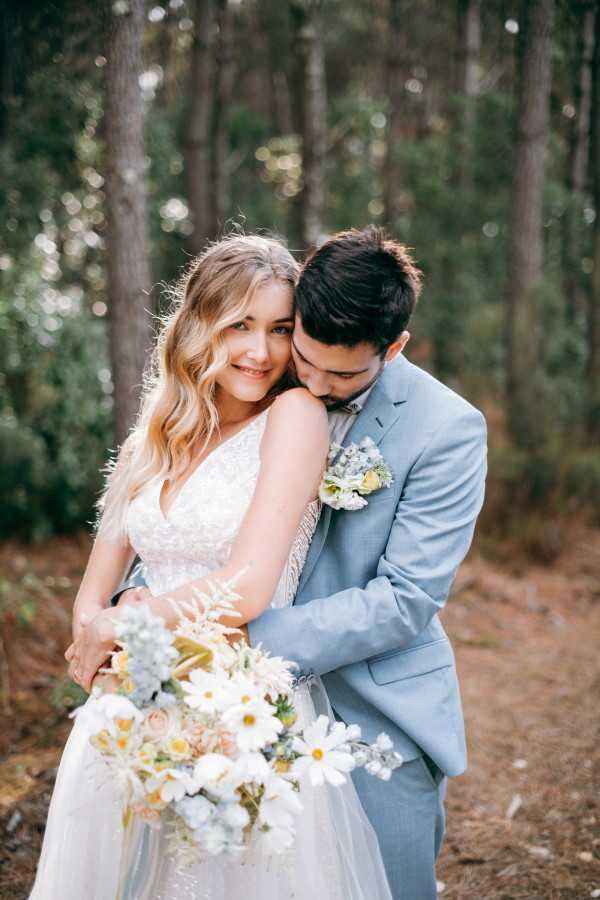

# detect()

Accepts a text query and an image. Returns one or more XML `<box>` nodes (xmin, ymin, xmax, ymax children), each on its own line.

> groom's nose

<box><xmin>302</xmin><ymin>368</ymin><xmax>331</xmax><ymax>397</ymax></box>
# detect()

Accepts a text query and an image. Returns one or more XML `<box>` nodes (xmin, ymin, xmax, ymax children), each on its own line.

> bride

<box><xmin>28</xmin><ymin>234</ymin><xmax>392</xmax><ymax>900</ymax></box>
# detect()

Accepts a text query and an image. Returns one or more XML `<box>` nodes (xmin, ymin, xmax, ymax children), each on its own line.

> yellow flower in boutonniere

<box><xmin>360</xmin><ymin>469</ymin><xmax>381</xmax><ymax>493</ymax></box>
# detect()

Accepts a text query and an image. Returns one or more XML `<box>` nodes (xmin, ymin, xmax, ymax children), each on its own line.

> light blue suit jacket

<box><xmin>248</xmin><ymin>354</ymin><xmax>487</xmax><ymax>777</ymax></box>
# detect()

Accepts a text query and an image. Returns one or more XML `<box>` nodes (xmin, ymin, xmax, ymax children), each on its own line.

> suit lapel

<box><xmin>296</xmin><ymin>355</ymin><xmax>412</xmax><ymax>598</ymax></box>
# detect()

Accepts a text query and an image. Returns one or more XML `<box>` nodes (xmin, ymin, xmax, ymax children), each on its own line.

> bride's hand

<box><xmin>65</xmin><ymin>607</ymin><xmax>120</xmax><ymax>693</ymax></box>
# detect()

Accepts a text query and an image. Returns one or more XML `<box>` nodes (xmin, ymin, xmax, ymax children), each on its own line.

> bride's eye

<box><xmin>230</xmin><ymin>321</ymin><xmax>248</xmax><ymax>331</ymax></box>
<box><xmin>272</xmin><ymin>325</ymin><xmax>292</xmax><ymax>335</ymax></box>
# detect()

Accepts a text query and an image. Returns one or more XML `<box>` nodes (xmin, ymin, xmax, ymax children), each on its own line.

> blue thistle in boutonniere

<box><xmin>319</xmin><ymin>437</ymin><xmax>393</xmax><ymax>511</ymax></box>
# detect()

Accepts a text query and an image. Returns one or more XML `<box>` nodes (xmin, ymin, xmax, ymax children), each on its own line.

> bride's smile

<box><xmin>216</xmin><ymin>278</ymin><xmax>294</xmax><ymax>409</ymax></box>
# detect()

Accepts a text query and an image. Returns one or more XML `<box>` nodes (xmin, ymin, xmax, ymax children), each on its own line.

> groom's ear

<box><xmin>384</xmin><ymin>331</ymin><xmax>410</xmax><ymax>362</ymax></box>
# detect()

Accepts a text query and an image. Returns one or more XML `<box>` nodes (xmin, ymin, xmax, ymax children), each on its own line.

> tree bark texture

<box><xmin>587</xmin><ymin>5</ymin><xmax>600</xmax><ymax>439</ymax></box>
<box><xmin>299</xmin><ymin>0</ymin><xmax>326</xmax><ymax>249</ymax></box>
<box><xmin>563</xmin><ymin>2</ymin><xmax>595</xmax><ymax>322</ymax></box>
<box><xmin>184</xmin><ymin>0</ymin><xmax>218</xmax><ymax>254</ymax></box>
<box><xmin>104</xmin><ymin>0</ymin><xmax>152</xmax><ymax>446</ymax></box>
<box><xmin>383</xmin><ymin>0</ymin><xmax>405</xmax><ymax>229</ymax></box>
<box><xmin>506</xmin><ymin>0</ymin><xmax>555</xmax><ymax>449</ymax></box>
<box><xmin>211</xmin><ymin>0</ymin><xmax>233</xmax><ymax>230</ymax></box>
<box><xmin>184</xmin><ymin>0</ymin><xmax>231</xmax><ymax>254</ymax></box>
<box><xmin>454</xmin><ymin>0</ymin><xmax>480</xmax><ymax>189</ymax></box>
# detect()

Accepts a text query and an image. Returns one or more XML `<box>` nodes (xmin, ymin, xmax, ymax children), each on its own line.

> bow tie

<box><xmin>340</xmin><ymin>400</ymin><xmax>362</xmax><ymax>414</ymax></box>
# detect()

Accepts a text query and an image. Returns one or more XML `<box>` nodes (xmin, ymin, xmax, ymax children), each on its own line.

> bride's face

<box><xmin>215</xmin><ymin>279</ymin><xmax>294</xmax><ymax>404</ymax></box>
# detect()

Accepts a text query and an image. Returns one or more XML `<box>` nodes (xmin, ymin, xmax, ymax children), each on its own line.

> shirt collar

<box><xmin>338</xmin><ymin>382</ymin><xmax>377</xmax><ymax>415</ymax></box>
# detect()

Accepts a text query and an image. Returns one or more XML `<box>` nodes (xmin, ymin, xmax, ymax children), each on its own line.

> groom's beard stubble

<box><xmin>286</xmin><ymin>360</ymin><xmax>385</xmax><ymax>410</ymax></box>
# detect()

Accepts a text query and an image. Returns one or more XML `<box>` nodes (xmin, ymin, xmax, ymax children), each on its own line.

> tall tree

<box><xmin>588</xmin><ymin>5</ymin><xmax>600</xmax><ymax>439</ymax></box>
<box><xmin>184</xmin><ymin>0</ymin><xmax>218</xmax><ymax>254</ymax></box>
<box><xmin>104</xmin><ymin>0</ymin><xmax>152</xmax><ymax>446</ymax></box>
<box><xmin>454</xmin><ymin>0</ymin><xmax>480</xmax><ymax>188</ymax></box>
<box><xmin>298</xmin><ymin>0</ymin><xmax>326</xmax><ymax>248</ymax></box>
<box><xmin>211</xmin><ymin>0</ymin><xmax>233</xmax><ymax>230</ymax></box>
<box><xmin>505</xmin><ymin>0</ymin><xmax>555</xmax><ymax>449</ymax></box>
<box><xmin>383</xmin><ymin>0</ymin><xmax>405</xmax><ymax>229</ymax></box>
<box><xmin>563</xmin><ymin>1</ymin><xmax>595</xmax><ymax>322</ymax></box>
<box><xmin>184</xmin><ymin>0</ymin><xmax>232</xmax><ymax>255</ymax></box>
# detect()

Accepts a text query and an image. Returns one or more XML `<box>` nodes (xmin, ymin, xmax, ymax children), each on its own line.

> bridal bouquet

<box><xmin>72</xmin><ymin>579</ymin><xmax>402</xmax><ymax>864</ymax></box>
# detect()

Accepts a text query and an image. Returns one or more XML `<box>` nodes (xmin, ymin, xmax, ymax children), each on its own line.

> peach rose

<box><xmin>189</xmin><ymin>725</ymin><xmax>236</xmax><ymax>758</ymax></box>
<box><xmin>142</xmin><ymin>707</ymin><xmax>173</xmax><ymax>739</ymax></box>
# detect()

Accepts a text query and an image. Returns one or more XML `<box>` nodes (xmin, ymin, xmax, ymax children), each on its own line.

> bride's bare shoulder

<box><xmin>268</xmin><ymin>387</ymin><xmax>327</xmax><ymax>428</ymax></box>
<box><xmin>261</xmin><ymin>388</ymin><xmax>328</xmax><ymax>459</ymax></box>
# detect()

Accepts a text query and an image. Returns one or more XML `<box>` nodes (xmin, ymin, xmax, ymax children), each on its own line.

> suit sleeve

<box><xmin>108</xmin><ymin>558</ymin><xmax>147</xmax><ymax>607</ymax></box>
<box><xmin>247</xmin><ymin>408</ymin><xmax>487</xmax><ymax>677</ymax></box>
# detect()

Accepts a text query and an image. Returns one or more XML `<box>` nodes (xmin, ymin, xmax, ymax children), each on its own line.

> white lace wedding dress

<box><xmin>28</xmin><ymin>408</ymin><xmax>392</xmax><ymax>900</ymax></box>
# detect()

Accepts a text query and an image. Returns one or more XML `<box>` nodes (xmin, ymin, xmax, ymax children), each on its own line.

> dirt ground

<box><xmin>0</xmin><ymin>529</ymin><xmax>598</xmax><ymax>899</ymax></box>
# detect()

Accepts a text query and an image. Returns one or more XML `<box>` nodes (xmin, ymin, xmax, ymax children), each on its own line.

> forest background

<box><xmin>1</xmin><ymin>0</ymin><xmax>599</xmax><ymax>547</ymax></box>
<box><xmin>0</xmin><ymin>1</ymin><xmax>599</xmax><ymax>898</ymax></box>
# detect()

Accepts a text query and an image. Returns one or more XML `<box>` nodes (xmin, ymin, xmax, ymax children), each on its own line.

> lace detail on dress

<box><xmin>126</xmin><ymin>410</ymin><xmax>269</xmax><ymax>597</ymax></box>
<box><xmin>126</xmin><ymin>408</ymin><xmax>321</xmax><ymax>607</ymax></box>
<box><xmin>271</xmin><ymin>500</ymin><xmax>321</xmax><ymax>610</ymax></box>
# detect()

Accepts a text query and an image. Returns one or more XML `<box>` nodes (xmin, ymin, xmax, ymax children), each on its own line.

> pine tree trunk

<box><xmin>104</xmin><ymin>0</ymin><xmax>152</xmax><ymax>446</ymax></box>
<box><xmin>299</xmin><ymin>0</ymin><xmax>326</xmax><ymax>249</ymax></box>
<box><xmin>288</xmin><ymin>2</ymin><xmax>307</xmax><ymax>246</ymax></box>
<box><xmin>211</xmin><ymin>0</ymin><xmax>233</xmax><ymax>230</ymax></box>
<box><xmin>454</xmin><ymin>0</ymin><xmax>480</xmax><ymax>188</ymax></box>
<box><xmin>383</xmin><ymin>0</ymin><xmax>405</xmax><ymax>229</ymax></box>
<box><xmin>184</xmin><ymin>0</ymin><xmax>218</xmax><ymax>255</ymax></box>
<box><xmin>563</xmin><ymin>2</ymin><xmax>595</xmax><ymax>322</ymax></box>
<box><xmin>506</xmin><ymin>0</ymin><xmax>555</xmax><ymax>449</ymax></box>
<box><xmin>587</xmin><ymin>6</ymin><xmax>600</xmax><ymax>439</ymax></box>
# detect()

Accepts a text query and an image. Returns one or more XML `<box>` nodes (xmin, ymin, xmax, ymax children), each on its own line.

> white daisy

<box><xmin>181</xmin><ymin>669</ymin><xmax>226</xmax><ymax>715</ymax></box>
<box><xmin>222</xmin><ymin>697</ymin><xmax>283</xmax><ymax>753</ymax></box>
<box><xmin>291</xmin><ymin>715</ymin><xmax>356</xmax><ymax>786</ymax></box>
<box><xmin>222</xmin><ymin>671</ymin><xmax>263</xmax><ymax>708</ymax></box>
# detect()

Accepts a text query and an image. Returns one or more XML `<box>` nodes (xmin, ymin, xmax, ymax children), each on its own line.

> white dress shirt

<box><xmin>327</xmin><ymin>383</ymin><xmax>376</xmax><ymax>445</ymax></box>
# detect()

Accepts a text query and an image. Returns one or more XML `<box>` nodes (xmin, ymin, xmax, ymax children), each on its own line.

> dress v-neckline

<box><xmin>158</xmin><ymin>408</ymin><xmax>269</xmax><ymax>521</ymax></box>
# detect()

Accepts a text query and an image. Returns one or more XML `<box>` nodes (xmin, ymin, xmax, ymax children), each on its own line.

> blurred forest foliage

<box><xmin>0</xmin><ymin>0</ymin><xmax>599</xmax><ymax>548</ymax></box>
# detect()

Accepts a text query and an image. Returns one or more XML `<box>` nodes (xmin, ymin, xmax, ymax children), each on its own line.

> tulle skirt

<box><xmin>28</xmin><ymin>680</ymin><xmax>392</xmax><ymax>900</ymax></box>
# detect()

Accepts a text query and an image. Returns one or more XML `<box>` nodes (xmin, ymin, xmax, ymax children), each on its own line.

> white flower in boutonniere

<box><xmin>319</xmin><ymin>436</ymin><xmax>393</xmax><ymax>511</ymax></box>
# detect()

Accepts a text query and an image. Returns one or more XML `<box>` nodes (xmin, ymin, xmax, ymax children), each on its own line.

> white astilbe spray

<box><xmin>167</xmin><ymin>576</ymin><xmax>246</xmax><ymax>673</ymax></box>
<box><xmin>230</xmin><ymin>643</ymin><xmax>296</xmax><ymax>698</ymax></box>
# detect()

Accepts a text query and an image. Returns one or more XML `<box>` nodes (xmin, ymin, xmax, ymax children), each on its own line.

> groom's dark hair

<box><xmin>295</xmin><ymin>226</ymin><xmax>422</xmax><ymax>355</ymax></box>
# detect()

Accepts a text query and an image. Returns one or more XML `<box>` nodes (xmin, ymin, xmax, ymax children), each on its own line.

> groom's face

<box><xmin>291</xmin><ymin>315</ymin><xmax>407</xmax><ymax>409</ymax></box>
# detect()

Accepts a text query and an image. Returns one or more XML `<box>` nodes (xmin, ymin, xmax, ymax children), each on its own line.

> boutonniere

<box><xmin>319</xmin><ymin>436</ymin><xmax>393</xmax><ymax>511</ymax></box>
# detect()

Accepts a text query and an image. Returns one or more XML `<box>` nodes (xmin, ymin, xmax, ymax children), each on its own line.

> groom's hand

<box><xmin>117</xmin><ymin>586</ymin><xmax>153</xmax><ymax>608</ymax></box>
<box><xmin>227</xmin><ymin>624</ymin><xmax>249</xmax><ymax>646</ymax></box>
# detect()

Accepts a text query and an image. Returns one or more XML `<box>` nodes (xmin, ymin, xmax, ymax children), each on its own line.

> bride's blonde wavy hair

<box><xmin>97</xmin><ymin>233</ymin><xmax>299</xmax><ymax>543</ymax></box>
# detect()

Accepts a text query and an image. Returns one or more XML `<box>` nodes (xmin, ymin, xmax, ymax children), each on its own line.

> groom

<box><xmin>114</xmin><ymin>227</ymin><xmax>487</xmax><ymax>899</ymax></box>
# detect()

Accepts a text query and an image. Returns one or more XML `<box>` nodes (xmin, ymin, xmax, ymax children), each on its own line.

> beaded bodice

<box><xmin>126</xmin><ymin>408</ymin><xmax>321</xmax><ymax>608</ymax></box>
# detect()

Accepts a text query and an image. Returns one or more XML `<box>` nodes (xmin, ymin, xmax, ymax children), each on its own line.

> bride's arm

<box><xmin>141</xmin><ymin>388</ymin><xmax>329</xmax><ymax>630</ymax></box>
<box><xmin>72</xmin><ymin>538</ymin><xmax>135</xmax><ymax>641</ymax></box>
<box><xmin>69</xmin><ymin>389</ymin><xmax>328</xmax><ymax>691</ymax></box>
